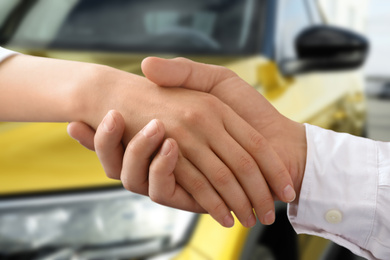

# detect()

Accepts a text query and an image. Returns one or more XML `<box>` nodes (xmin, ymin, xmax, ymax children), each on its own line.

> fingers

<box><xmin>72</xmin><ymin>112</ymin><xmax>236</xmax><ymax>227</ymax></box>
<box><xmin>94</xmin><ymin>110</ymin><xmax>126</xmax><ymax>179</ymax></box>
<box><xmin>67</xmin><ymin>121</ymin><xmax>96</xmax><ymax>151</ymax></box>
<box><xmin>210</xmin><ymin>133</ymin><xmax>276</xmax><ymax>225</ymax></box>
<box><xmin>224</xmin><ymin>112</ymin><xmax>296</xmax><ymax>204</ymax></box>
<box><xmin>119</xmin><ymin>120</ymin><xmax>215</xmax><ymax>218</ymax></box>
<box><xmin>172</xmin><ymin>156</ymin><xmax>235</xmax><ymax>227</ymax></box>
<box><xmin>68</xmin><ymin>111</ymin><xmax>127</xmax><ymax>180</ymax></box>
<box><xmin>121</xmin><ymin>119</ymin><xmax>166</xmax><ymax>194</ymax></box>
<box><xmin>121</xmin><ymin>119</ymin><xmax>234</xmax><ymax>226</ymax></box>
<box><xmin>219</xmin><ymin>109</ymin><xmax>296</xmax><ymax>225</ymax></box>
<box><xmin>179</xmin><ymin>139</ymin><xmax>256</xmax><ymax>228</ymax></box>
<box><xmin>148</xmin><ymin>139</ymin><xmax>206</xmax><ymax>214</ymax></box>
<box><xmin>180</xmin><ymin>114</ymin><xmax>276</xmax><ymax>226</ymax></box>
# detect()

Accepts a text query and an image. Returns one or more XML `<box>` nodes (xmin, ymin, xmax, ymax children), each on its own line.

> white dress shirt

<box><xmin>0</xmin><ymin>46</ymin><xmax>17</xmax><ymax>63</ymax></box>
<box><xmin>288</xmin><ymin>124</ymin><xmax>390</xmax><ymax>260</ymax></box>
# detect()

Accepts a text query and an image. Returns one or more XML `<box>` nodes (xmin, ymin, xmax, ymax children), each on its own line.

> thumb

<box><xmin>67</xmin><ymin>122</ymin><xmax>96</xmax><ymax>151</ymax></box>
<box><xmin>141</xmin><ymin>56</ymin><xmax>236</xmax><ymax>93</ymax></box>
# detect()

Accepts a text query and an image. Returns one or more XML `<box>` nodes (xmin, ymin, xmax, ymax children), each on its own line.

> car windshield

<box><xmin>0</xmin><ymin>0</ymin><xmax>263</xmax><ymax>55</ymax></box>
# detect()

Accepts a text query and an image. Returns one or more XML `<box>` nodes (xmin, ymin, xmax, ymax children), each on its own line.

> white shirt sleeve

<box><xmin>0</xmin><ymin>47</ymin><xmax>18</xmax><ymax>63</ymax></box>
<box><xmin>288</xmin><ymin>124</ymin><xmax>390</xmax><ymax>260</ymax></box>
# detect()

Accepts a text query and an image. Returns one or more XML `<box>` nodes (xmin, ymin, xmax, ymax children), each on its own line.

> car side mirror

<box><xmin>280</xmin><ymin>25</ymin><xmax>369</xmax><ymax>76</ymax></box>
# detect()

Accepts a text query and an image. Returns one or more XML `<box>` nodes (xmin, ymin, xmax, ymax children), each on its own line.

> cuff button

<box><xmin>325</xmin><ymin>209</ymin><xmax>343</xmax><ymax>224</ymax></box>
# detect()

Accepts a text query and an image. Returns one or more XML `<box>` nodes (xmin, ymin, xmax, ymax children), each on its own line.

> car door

<box><xmin>272</xmin><ymin>0</ymin><xmax>366</xmax><ymax>135</ymax></box>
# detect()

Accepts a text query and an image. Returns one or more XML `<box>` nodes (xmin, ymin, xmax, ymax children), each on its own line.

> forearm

<box><xmin>0</xmin><ymin>54</ymin><xmax>104</xmax><ymax>124</ymax></box>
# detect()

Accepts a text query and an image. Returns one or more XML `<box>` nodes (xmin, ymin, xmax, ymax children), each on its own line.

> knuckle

<box><xmin>218</xmin><ymin>65</ymin><xmax>236</xmax><ymax>76</ymax></box>
<box><xmin>211</xmin><ymin>200</ymin><xmax>227</xmax><ymax>214</ymax></box>
<box><xmin>216</xmin><ymin>65</ymin><xmax>237</xmax><ymax>75</ymax></box>
<box><xmin>190</xmin><ymin>178</ymin><xmax>208</xmax><ymax>193</ymax></box>
<box><xmin>121</xmin><ymin>179</ymin><xmax>133</xmax><ymax>192</ymax></box>
<box><xmin>238</xmin><ymin>155</ymin><xmax>257</xmax><ymax>174</ymax></box>
<box><xmin>255</xmin><ymin>194</ymin><xmax>274</xmax><ymax>209</ymax></box>
<box><xmin>249</xmin><ymin>131</ymin><xmax>267</xmax><ymax>152</ymax></box>
<box><xmin>274</xmin><ymin>166</ymin><xmax>289</xmax><ymax>180</ymax></box>
<box><xmin>201</xmin><ymin>94</ymin><xmax>221</xmax><ymax>110</ymax></box>
<box><xmin>105</xmin><ymin>171</ymin><xmax>120</xmax><ymax>180</ymax></box>
<box><xmin>94</xmin><ymin>136</ymin><xmax>106</xmax><ymax>152</ymax></box>
<box><xmin>199</xmin><ymin>93</ymin><xmax>222</xmax><ymax>109</ymax></box>
<box><xmin>237</xmin><ymin>201</ymin><xmax>253</xmax><ymax>215</ymax></box>
<box><xmin>211</xmin><ymin>167</ymin><xmax>232</xmax><ymax>186</ymax></box>
<box><xmin>179</xmin><ymin>95</ymin><xmax>222</xmax><ymax>127</ymax></box>
<box><xmin>149</xmin><ymin>192</ymin><xmax>166</xmax><ymax>205</ymax></box>
<box><xmin>126</xmin><ymin>139</ymin><xmax>144</xmax><ymax>156</ymax></box>
<box><xmin>212</xmin><ymin>64</ymin><xmax>237</xmax><ymax>79</ymax></box>
<box><xmin>121</xmin><ymin>175</ymin><xmax>140</xmax><ymax>194</ymax></box>
<box><xmin>182</xmin><ymin>109</ymin><xmax>205</xmax><ymax>125</ymax></box>
<box><xmin>173</xmin><ymin>57</ymin><xmax>189</xmax><ymax>63</ymax></box>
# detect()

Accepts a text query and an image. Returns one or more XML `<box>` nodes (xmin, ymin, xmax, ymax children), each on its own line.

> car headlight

<box><xmin>0</xmin><ymin>187</ymin><xmax>197</xmax><ymax>259</ymax></box>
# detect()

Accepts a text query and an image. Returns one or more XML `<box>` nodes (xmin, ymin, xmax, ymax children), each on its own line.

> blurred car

<box><xmin>365</xmin><ymin>77</ymin><xmax>390</xmax><ymax>99</ymax></box>
<box><xmin>378</xmin><ymin>81</ymin><xmax>390</xmax><ymax>99</ymax></box>
<box><xmin>0</xmin><ymin>0</ymin><xmax>368</xmax><ymax>259</ymax></box>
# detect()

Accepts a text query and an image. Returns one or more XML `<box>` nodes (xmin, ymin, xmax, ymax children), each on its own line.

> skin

<box><xmin>69</xmin><ymin>57</ymin><xmax>307</xmax><ymax>227</ymax></box>
<box><xmin>0</xmin><ymin>54</ymin><xmax>295</xmax><ymax>228</ymax></box>
<box><xmin>141</xmin><ymin>57</ymin><xmax>307</xmax><ymax>198</ymax></box>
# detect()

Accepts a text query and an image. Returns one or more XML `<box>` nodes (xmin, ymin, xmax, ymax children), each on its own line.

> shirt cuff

<box><xmin>0</xmin><ymin>47</ymin><xmax>18</xmax><ymax>63</ymax></box>
<box><xmin>288</xmin><ymin>124</ymin><xmax>378</xmax><ymax>259</ymax></box>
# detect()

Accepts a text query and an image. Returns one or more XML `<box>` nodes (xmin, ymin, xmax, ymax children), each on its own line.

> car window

<box><xmin>275</xmin><ymin>0</ymin><xmax>313</xmax><ymax>61</ymax></box>
<box><xmin>0</xmin><ymin>1</ymin><xmax>21</xmax><ymax>25</ymax></box>
<box><xmin>304</xmin><ymin>0</ymin><xmax>323</xmax><ymax>24</ymax></box>
<box><xmin>3</xmin><ymin>0</ymin><xmax>79</xmax><ymax>48</ymax></box>
<box><xmin>0</xmin><ymin>0</ymin><xmax>264</xmax><ymax>55</ymax></box>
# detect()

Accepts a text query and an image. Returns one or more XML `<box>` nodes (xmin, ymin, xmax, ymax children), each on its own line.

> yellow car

<box><xmin>0</xmin><ymin>0</ymin><xmax>368</xmax><ymax>259</ymax></box>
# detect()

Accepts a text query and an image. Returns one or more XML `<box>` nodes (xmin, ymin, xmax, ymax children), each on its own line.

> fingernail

<box><xmin>102</xmin><ymin>111</ymin><xmax>115</xmax><ymax>132</ymax></box>
<box><xmin>142</xmin><ymin>119</ymin><xmax>158</xmax><ymax>137</ymax></box>
<box><xmin>224</xmin><ymin>214</ymin><xmax>235</xmax><ymax>228</ymax></box>
<box><xmin>247</xmin><ymin>213</ymin><xmax>256</xmax><ymax>228</ymax></box>
<box><xmin>283</xmin><ymin>185</ymin><xmax>296</xmax><ymax>203</ymax></box>
<box><xmin>160</xmin><ymin>139</ymin><xmax>172</xmax><ymax>156</ymax></box>
<box><xmin>263</xmin><ymin>210</ymin><xmax>275</xmax><ymax>225</ymax></box>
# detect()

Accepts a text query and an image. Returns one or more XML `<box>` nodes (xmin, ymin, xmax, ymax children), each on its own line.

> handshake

<box><xmin>1</xmin><ymin>53</ymin><xmax>306</xmax><ymax>228</ymax></box>
<box><xmin>3</xmin><ymin>51</ymin><xmax>383</xmax><ymax>258</ymax></box>
<box><xmin>68</xmin><ymin>57</ymin><xmax>308</xmax><ymax>228</ymax></box>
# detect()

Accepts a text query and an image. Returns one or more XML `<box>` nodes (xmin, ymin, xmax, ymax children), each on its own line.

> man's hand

<box><xmin>141</xmin><ymin>57</ymin><xmax>307</xmax><ymax>199</ymax></box>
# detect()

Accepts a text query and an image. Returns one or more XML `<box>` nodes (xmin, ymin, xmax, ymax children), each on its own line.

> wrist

<box><xmin>271</xmin><ymin>117</ymin><xmax>307</xmax><ymax>200</ymax></box>
<box><xmin>75</xmin><ymin>63</ymin><xmax>153</xmax><ymax>142</ymax></box>
<box><xmin>69</xmin><ymin>63</ymin><xmax>114</xmax><ymax>127</ymax></box>
<box><xmin>289</xmin><ymin>121</ymin><xmax>307</xmax><ymax>198</ymax></box>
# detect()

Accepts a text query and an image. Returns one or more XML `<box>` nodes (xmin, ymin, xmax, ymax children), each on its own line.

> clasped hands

<box><xmin>68</xmin><ymin>57</ymin><xmax>307</xmax><ymax>228</ymax></box>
